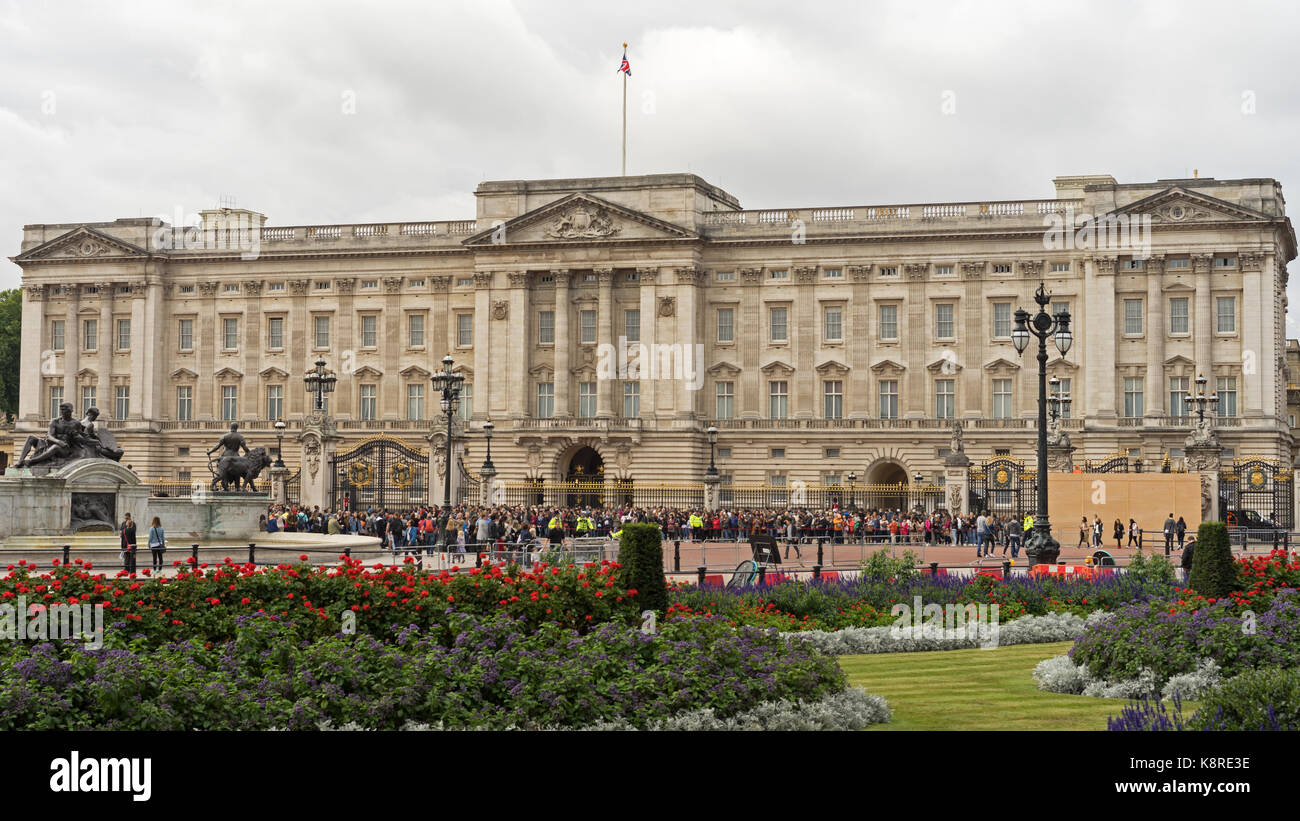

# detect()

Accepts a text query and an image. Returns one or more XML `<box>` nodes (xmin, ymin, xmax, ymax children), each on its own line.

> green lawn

<box><xmin>841</xmin><ymin>641</ymin><xmax>1132</xmax><ymax>731</ymax></box>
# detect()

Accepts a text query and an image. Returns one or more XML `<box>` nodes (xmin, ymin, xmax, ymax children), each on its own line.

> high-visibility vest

<box><xmin>577</xmin><ymin>517</ymin><xmax>592</xmax><ymax>532</ymax></box>
<box><xmin>548</xmin><ymin>516</ymin><xmax>560</xmax><ymax>531</ymax></box>
<box><xmin>689</xmin><ymin>514</ymin><xmax>703</xmax><ymax>528</ymax></box>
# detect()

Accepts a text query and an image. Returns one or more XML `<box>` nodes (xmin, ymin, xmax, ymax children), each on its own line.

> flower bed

<box><xmin>0</xmin><ymin>612</ymin><xmax>853</xmax><ymax>731</ymax></box>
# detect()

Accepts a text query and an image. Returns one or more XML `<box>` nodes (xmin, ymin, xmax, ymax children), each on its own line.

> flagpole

<box><xmin>621</xmin><ymin>42</ymin><xmax>627</xmax><ymax>176</ymax></box>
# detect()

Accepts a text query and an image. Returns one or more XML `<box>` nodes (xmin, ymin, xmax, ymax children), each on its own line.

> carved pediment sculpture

<box><xmin>546</xmin><ymin>203</ymin><xmax>621</xmax><ymax>239</ymax></box>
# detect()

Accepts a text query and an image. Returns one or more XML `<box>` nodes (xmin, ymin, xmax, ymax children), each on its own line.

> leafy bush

<box><xmin>1186</xmin><ymin>668</ymin><xmax>1300</xmax><ymax>731</ymax></box>
<box><xmin>0</xmin><ymin>612</ymin><xmax>845</xmax><ymax>730</ymax></box>
<box><xmin>1126</xmin><ymin>550</ymin><xmax>1178</xmax><ymax>586</ymax></box>
<box><xmin>1070</xmin><ymin>588</ymin><xmax>1300</xmax><ymax>683</ymax></box>
<box><xmin>793</xmin><ymin>610</ymin><xmax>1100</xmax><ymax>656</ymax></box>
<box><xmin>1188</xmin><ymin>521</ymin><xmax>1236</xmax><ymax>598</ymax></box>
<box><xmin>858</xmin><ymin>548</ymin><xmax>922</xmax><ymax>583</ymax></box>
<box><xmin>618</xmin><ymin>523</ymin><xmax>668</xmax><ymax>613</ymax></box>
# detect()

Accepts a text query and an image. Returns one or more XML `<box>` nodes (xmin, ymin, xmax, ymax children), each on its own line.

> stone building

<box><xmin>10</xmin><ymin>172</ymin><xmax>1297</xmax><ymax>511</ymax></box>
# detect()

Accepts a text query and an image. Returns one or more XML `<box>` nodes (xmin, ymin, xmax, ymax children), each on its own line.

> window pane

<box><xmin>879</xmin><ymin>380</ymin><xmax>898</xmax><ymax>419</ymax></box>
<box><xmin>992</xmin><ymin>378</ymin><xmax>1012</xmax><ymax>419</ymax></box>
<box><xmin>221</xmin><ymin>386</ymin><xmax>238</xmax><ymax>421</ymax></box>
<box><xmin>716</xmin><ymin>381</ymin><xmax>734</xmax><ymax>419</ymax></box>
<box><xmin>1169</xmin><ymin>298</ymin><xmax>1189</xmax><ymax>334</ymax></box>
<box><xmin>580</xmin><ymin>310</ymin><xmax>596</xmax><ymax>344</ymax></box>
<box><xmin>115</xmin><ymin>385</ymin><xmax>130</xmax><ymax>419</ymax></box>
<box><xmin>1124</xmin><ymin>299</ymin><xmax>1143</xmax><ymax>334</ymax></box>
<box><xmin>117</xmin><ymin>319</ymin><xmax>131</xmax><ymax>350</ymax></box>
<box><xmin>936</xmin><ymin>304</ymin><xmax>954</xmax><ymax>338</ymax></box>
<box><xmin>1216</xmin><ymin>297</ymin><xmax>1235</xmax><ymax>333</ymax></box>
<box><xmin>224</xmin><ymin>318</ymin><xmax>239</xmax><ymax>349</ymax></box>
<box><xmin>1216</xmin><ymin>377</ymin><xmax>1237</xmax><ymax>417</ymax></box>
<box><xmin>623</xmin><ymin>382</ymin><xmax>640</xmax><ymax>417</ymax></box>
<box><xmin>824</xmin><ymin>306</ymin><xmax>842</xmax><ymax>341</ymax></box>
<box><xmin>770</xmin><ymin>308</ymin><xmax>787</xmax><ymax>342</ymax></box>
<box><xmin>936</xmin><ymin>379</ymin><xmax>955</xmax><ymax>419</ymax></box>
<box><xmin>360</xmin><ymin>385</ymin><xmax>376</xmax><ymax>420</ymax></box>
<box><xmin>993</xmin><ymin>303</ymin><xmax>1011</xmax><ymax>337</ymax></box>
<box><xmin>717</xmin><ymin>308</ymin><xmax>734</xmax><ymax>343</ymax></box>
<box><xmin>408</xmin><ymin>314</ymin><xmax>425</xmax><ymax>347</ymax></box>
<box><xmin>536</xmin><ymin>382</ymin><xmax>554</xmax><ymax>418</ymax></box>
<box><xmin>768</xmin><ymin>381</ymin><xmax>788</xmax><ymax>419</ymax></box>
<box><xmin>1123</xmin><ymin>377</ymin><xmax>1144</xmax><ymax>417</ymax></box>
<box><xmin>823</xmin><ymin>380</ymin><xmax>843</xmax><ymax>419</ymax></box>
<box><xmin>176</xmin><ymin>386</ymin><xmax>192</xmax><ymax>421</ymax></box>
<box><xmin>539</xmin><ymin>311</ymin><xmax>555</xmax><ymax>344</ymax></box>
<box><xmin>457</xmin><ymin>314</ymin><xmax>473</xmax><ymax>346</ymax></box>
<box><xmin>266</xmin><ymin>385</ymin><xmax>283</xmax><ymax>420</ymax></box>
<box><xmin>880</xmin><ymin>305</ymin><xmax>898</xmax><ymax>339</ymax></box>
<box><xmin>407</xmin><ymin>384</ymin><xmax>424</xmax><ymax>420</ymax></box>
<box><xmin>84</xmin><ymin>320</ymin><xmax>97</xmax><ymax>351</ymax></box>
<box><xmin>459</xmin><ymin>383</ymin><xmax>473</xmax><ymax>420</ymax></box>
<box><xmin>362</xmin><ymin>316</ymin><xmax>377</xmax><ymax>347</ymax></box>
<box><xmin>625</xmin><ymin>310</ymin><xmax>640</xmax><ymax>343</ymax></box>
<box><xmin>579</xmin><ymin>382</ymin><xmax>597</xmax><ymax>418</ymax></box>
<box><xmin>179</xmin><ymin>319</ymin><xmax>194</xmax><ymax>350</ymax></box>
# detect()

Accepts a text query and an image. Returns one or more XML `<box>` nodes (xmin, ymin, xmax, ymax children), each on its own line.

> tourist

<box><xmin>1113</xmin><ymin>518</ymin><xmax>1124</xmax><ymax>550</ymax></box>
<box><xmin>1180</xmin><ymin>537</ymin><xmax>1195</xmax><ymax>581</ymax></box>
<box><xmin>1078</xmin><ymin>516</ymin><xmax>1088</xmax><ymax>548</ymax></box>
<box><xmin>1128</xmin><ymin>518</ymin><xmax>1141</xmax><ymax>547</ymax></box>
<box><xmin>120</xmin><ymin>512</ymin><xmax>138</xmax><ymax>574</ymax></box>
<box><xmin>147</xmin><ymin>516</ymin><xmax>166</xmax><ymax>572</ymax></box>
<box><xmin>1093</xmin><ymin>515</ymin><xmax>1104</xmax><ymax>548</ymax></box>
<box><xmin>1176</xmin><ymin>516</ymin><xmax>1187</xmax><ymax>549</ymax></box>
<box><xmin>1162</xmin><ymin>513</ymin><xmax>1176</xmax><ymax>553</ymax></box>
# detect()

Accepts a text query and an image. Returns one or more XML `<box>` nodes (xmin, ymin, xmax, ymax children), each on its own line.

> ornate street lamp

<box><xmin>303</xmin><ymin>358</ymin><xmax>337</xmax><ymax>412</ymax></box>
<box><xmin>273</xmin><ymin>418</ymin><xmax>287</xmax><ymax>467</ymax></box>
<box><xmin>1011</xmin><ymin>282</ymin><xmax>1073</xmax><ymax>566</ymax></box>
<box><xmin>481</xmin><ymin>419</ymin><xmax>495</xmax><ymax>472</ymax></box>
<box><xmin>848</xmin><ymin>471</ymin><xmax>857</xmax><ymax>510</ymax></box>
<box><xmin>430</xmin><ymin>354</ymin><xmax>465</xmax><ymax>549</ymax></box>
<box><xmin>1184</xmin><ymin>372</ymin><xmax>1219</xmax><ymax>422</ymax></box>
<box><xmin>705</xmin><ymin>425</ymin><xmax>718</xmax><ymax>477</ymax></box>
<box><xmin>1048</xmin><ymin>376</ymin><xmax>1071</xmax><ymax>423</ymax></box>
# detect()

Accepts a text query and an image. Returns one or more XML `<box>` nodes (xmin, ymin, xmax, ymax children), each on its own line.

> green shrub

<box><xmin>1188</xmin><ymin>521</ymin><xmax>1236</xmax><ymax>598</ymax></box>
<box><xmin>619</xmin><ymin>523</ymin><xmax>668</xmax><ymax>612</ymax></box>
<box><xmin>857</xmin><ymin>548</ymin><xmax>921</xmax><ymax>582</ymax></box>
<box><xmin>1126</xmin><ymin>550</ymin><xmax>1177</xmax><ymax>586</ymax></box>
<box><xmin>1187</xmin><ymin>668</ymin><xmax>1300</xmax><ymax>731</ymax></box>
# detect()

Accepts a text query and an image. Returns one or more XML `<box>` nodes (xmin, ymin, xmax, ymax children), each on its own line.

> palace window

<box><xmin>1058</xmin><ymin>378</ymin><xmax>1072</xmax><ymax>417</ymax></box>
<box><xmin>935</xmin><ymin>303</ymin><xmax>954</xmax><ymax>339</ymax></box>
<box><xmin>459</xmin><ymin>383</ymin><xmax>473</xmax><ymax>420</ymax></box>
<box><xmin>1123</xmin><ymin>377</ymin><xmax>1144</xmax><ymax>418</ymax></box>
<box><xmin>221</xmin><ymin>386</ymin><xmax>237</xmax><ymax>421</ymax></box>
<box><xmin>223</xmin><ymin>317</ymin><xmax>239</xmax><ymax>350</ymax></box>
<box><xmin>769</xmin><ymin>269</ymin><xmax>788</xmax><ymax>280</ymax></box>
<box><xmin>457</xmin><ymin>314</ymin><xmax>473</xmax><ymax>347</ymax></box>
<box><xmin>267</xmin><ymin>317</ymin><xmax>284</xmax><ymax>349</ymax></box>
<box><xmin>361</xmin><ymin>315</ymin><xmax>378</xmax><ymax>348</ymax></box>
<box><xmin>579</xmin><ymin>382</ymin><xmax>597</xmax><ymax>418</ymax></box>
<box><xmin>935</xmin><ymin>379</ymin><xmax>956</xmax><ymax>419</ymax></box>
<box><xmin>879</xmin><ymin>380</ymin><xmax>898</xmax><ymax>419</ymax></box>
<box><xmin>313</xmin><ymin>315</ymin><xmax>330</xmax><ymax>348</ymax></box>
<box><xmin>992</xmin><ymin>264</ymin><xmax>1012</xmax><ymax>274</ymax></box>
<box><xmin>580</xmin><ymin>310</ymin><xmax>597</xmax><ymax>344</ymax></box>
<box><xmin>879</xmin><ymin>304</ymin><xmax>898</xmax><ymax>340</ymax></box>
<box><xmin>360</xmin><ymin>384</ymin><xmax>377</xmax><ymax>421</ymax></box>
<box><xmin>823</xmin><ymin>305</ymin><xmax>843</xmax><ymax>341</ymax></box>
<box><xmin>769</xmin><ymin>381</ymin><xmax>788</xmax><ymax>419</ymax></box>
<box><xmin>823</xmin><ymin>380</ymin><xmax>843</xmax><ymax>419</ymax></box>
<box><xmin>1213</xmin><ymin>256</ymin><xmax>1236</xmax><ymax>269</ymax></box>
<box><xmin>538</xmin><ymin>311</ymin><xmax>555</xmax><ymax>344</ymax></box>
<box><xmin>1217</xmin><ymin>377</ymin><xmax>1238</xmax><ymax>417</ymax></box>
<box><xmin>407</xmin><ymin>384</ymin><xmax>424</xmax><ymax>420</ymax></box>
<box><xmin>360</xmin><ymin>280</ymin><xmax>378</xmax><ymax>289</ymax></box>
<box><xmin>1050</xmin><ymin>262</ymin><xmax>1070</xmax><ymax>272</ymax></box>
<box><xmin>770</xmin><ymin>307</ymin><xmax>788</xmax><ymax>342</ymax></box>
<box><xmin>993</xmin><ymin>303</ymin><xmax>1011</xmax><ymax>338</ymax></box>
<box><xmin>408</xmin><ymin>314</ymin><xmax>425</xmax><ymax>347</ymax></box>
<box><xmin>1124</xmin><ymin>299</ymin><xmax>1143</xmax><ymax>335</ymax></box>
<box><xmin>81</xmin><ymin>386</ymin><xmax>96</xmax><ymax>415</ymax></box>
<box><xmin>625</xmin><ymin>309</ymin><xmax>641</xmax><ymax>343</ymax></box>
<box><xmin>1167</xmin><ymin>258</ymin><xmax>1190</xmax><ymax>269</ymax></box>
<box><xmin>1169</xmin><ymin>298</ymin><xmax>1189</xmax><ymax>334</ymax></box>
<box><xmin>1169</xmin><ymin>377</ymin><xmax>1190</xmax><ymax>418</ymax></box>
<box><xmin>1216</xmin><ymin>297</ymin><xmax>1236</xmax><ymax>333</ymax></box>
<box><xmin>717</xmin><ymin>308</ymin><xmax>734</xmax><ymax>343</ymax></box>
<box><xmin>83</xmin><ymin>319</ymin><xmax>97</xmax><ymax>352</ymax></box>
<box><xmin>536</xmin><ymin>382</ymin><xmax>554</xmax><ymax>419</ymax></box>
<box><xmin>111</xmin><ymin>387</ymin><xmax>128</xmax><ymax>419</ymax></box>
<box><xmin>716</xmin><ymin>271</ymin><xmax>734</xmax><ymax>282</ymax></box>
<box><xmin>992</xmin><ymin>378</ymin><xmax>1012</xmax><ymax>419</ymax></box>
<box><xmin>623</xmin><ymin>382</ymin><xmax>640</xmax><ymax>418</ymax></box>
<box><xmin>715</xmin><ymin>381</ymin><xmax>734</xmax><ymax>419</ymax></box>
<box><xmin>116</xmin><ymin>319</ymin><xmax>130</xmax><ymax>351</ymax></box>
<box><xmin>266</xmin><ymin>385</ymin><xmax>283</xmax><ymax>420</ymax></box>
<box><xmin>178</xmin><ymin>319</ymin><xmax>194</xmax><ymax>351</ymax></box>
<box><xmin>268</xmin><ymin>282</ymin><xmax>286</xmax><ymax>292</ymax></box>
<box><xmin>936</xmin><ymin>265</ymin><xmax>955</xmax><ymax>276</ymax></box>
<box><xmin>51</xmin><ymin>320</ymin><xmax>64</xmax><ymax>351</ymax></box>
<box><xmin>49</xmin><ymin>386</ymin><xmax>63</xmax><ymax>420</ymax></box>
<box><xmin>176</xmin><ymin>386</ymin><xmax>192</xmax><ymax>421</ymax></box>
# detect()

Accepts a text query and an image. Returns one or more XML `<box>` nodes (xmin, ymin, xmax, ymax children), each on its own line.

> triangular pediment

<box><xmin>259</xmin><ymin>366</ymin><xmax>290</xmax><ymax>379</ymax></box>
<box><xmin>528</xmin><ymin>363</ymin><xmax>553</xmax><ymax>379</ymax></box>
<box><xmin>1046</xmin><ymin>356</ymin><xmax>1078</xmax><ymax>372</ymax></box>
<box><xmin>815</xmin><ymin>358</ymin><xmax>850</xmax><ymax>375</ymax></box>
<box><xmin>400</xmin><ymin>365</ymin><xmax>431</xmax><ymax>378</ymax></box>
<box><xmin>214</xmin><ymin>367</ymin><xmax>243</xmax><ymax>380</ymax></box>
<box><xmin>708</xmin><ymin>360</ymin><xmax>742</xmax><ymax>377</ymax></box>
<box><xmin>463</xmin><ymin>193</ymin><xmax>698</xmax><ymax>246</ymax></box>
<box><xmin>1111</xmin><ymin>187</ymin><xmax>1274</xmax><ymax>224</ymax></box>
<box><xmin>1164</xmin><ymin>354</ymin><xmax>1197</xmax><ymax>368</ymax></box>
<box><xmin>351</xmin><ymin>366</ymin><xmax>384</xmax><ymax>379</ymax></box>
<box><xmin>983</xmin><ymin>357</ymin><xmax>1021</xmax><ymax>372</ymax></box>
<box><xmin>926</xmin><ymin>356</ymin><xmax>962</xmax><ymax>373</ymax></box>
<box><xmin>759</xmin><ymin>358</ymin><xmax>795</xmax><ymax>377</ymax></box>
<box><xmin>15</xmin><ymin>226</ymin><xmax>150</xmax><ymax>263</ymax></box>
<box><xmin>869</xmin><ymin>358</ymin><xmax>906</xmax><ymax>374</ymax></box>
<box><xmin>75</xmin><ymin>367</ymin><xmax>97</xmax><ymax>380</ymax></box>
<box><xmin>170</xmin><ymin>367</ymin><xmax>199</xmax><ymax>380</ymax></box>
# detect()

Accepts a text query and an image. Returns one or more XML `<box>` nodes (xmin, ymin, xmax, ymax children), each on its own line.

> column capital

<box><xmin>385</xmin><ymin>276</ymin><xmax>406</xmax><ymax>293</ymax></box>
<box><xmin>334</xmin><ymin>277</ymin><xmax>355</xmax><ymax>294</ymax></box>
<box><xmin>594</xmin><ymin>267</ymin><xmax>615</xmax><ymax>284</ymax></box>
<box><xmin>23</xmin><ymin>284</ymin><xmax>45</xmax><ymax>301</ymax></box>
<box><xmin>848</xmin><ymin>264</ymin><xmax>872</xmax><ymax>282</ymax></box>
<box><xmin>1091</xmin><ymin>256</ymin><xmax>1117</xmax><ymax>275</ymax></box>
<box><xmin>1239</xmin><ymin>251</ymin><xmax>1265</xmax><ymax>272</ymax></box>
<box><xmin>431</xmin><ymin>275</ymin><xmax>452</xmax><ymax>293</ymax></box>
<box><xmin>961</xmin><ymin>261</ymin><xmax>985</xmax><ymax>278</ymax></box>
<box><xmin>1018</xmin><ymin>260</ymin><xmax>1043</xmax><ymax>279</ymax></box>
<box><xmin>740</xmin><ymin>267</ymin><xmax>763</xmax><ymax>284</ymax></box>
<box><xmin>675</xmin><ymin>266</ymin><xmax>705</xmax><ymax>285</ymax></box>
<box><xmin>1191</xmin><ymin>254</ymin><xmax>1213</xmax><ymax>273</ymax></box>
<box><xmin>198</xmin><ymin>281</ymin><xmax>220</xmax><ymax>297</ymax></box>
<box><xmin>550</xmin><ymin>269</ymin><xmax>571</xmax><ymax>286</ymax></box>
<box><xmin>1144</xmin><ymin>255</ymin><xmax>1164</xmax><ymax>275</ymax></box>
<box><xmin>289</xmin><ymin>279</ymin><xmax>310</xmax><ymax>295</ymax></box>
<box><xmin>506</xmin><ymin>271</ymin><xmax>530</xmax><ymax>289</ymax></box>
<box><xmin>636</xmin><ymin>266</ymin><xmax>659</xmax><ymax>279</ymax></box>
<box><xmin>794</xmin><ymin>265</ymin><xmax>819</xmax><ymax>283</ymax></box>
<box><xmin>243</xmin><ymin>279</ymin><xmax>264</xmax><ymax>297</ymax></box>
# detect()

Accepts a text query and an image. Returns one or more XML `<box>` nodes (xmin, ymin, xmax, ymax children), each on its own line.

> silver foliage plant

<box><xmin>312</xmin><ymin>687</ymin><xmax>892</xmax><ymax>731</ymax></box>
<box><xmin>785</xmin><ymin>610</ymin><xmax>1108</xmax><ymax>656</ymax></box>
<box><xmin>1033</xmin><ymin>654</ymin><xmax>1222</xmax><ymax>701</ymax></box>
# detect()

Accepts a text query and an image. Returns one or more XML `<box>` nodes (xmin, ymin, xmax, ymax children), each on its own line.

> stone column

<box><xmin>675</xmin><ymin>266</ymin><xmax>704</xmax><ymax>419</ymax></box>
<box><xmin>472</xmin><ymin>272</ymin><xmax>492</xmax><ymax>420</ymax></box>
<box><xmin>793</xmin><ymin>266</ymin><xmax>818</xmax><ymax>418</ymax></box>
<box><xmin>506</xmin><ymin>272</ymin><xmax>531</xmax><ymax>419</ymax></box>
<box><xmin>428</xmin><ymin>428</ymin><xmax>465</xmax><ymax>507</ymax></box>
<box><xmin>553</xmin><ymin>270</ymin><xmax>571</xmax><ymax>417</ymax></box>
<box><xmin>19</xmin><ymin>284</ymin><xmax>45</xmax><ymax>420</ymax></box>
<box><xmin>335</xmin><ymin>277</ymin><xmax>356</xmax><ymax>418</ymax></box>
<box><xmin>960</xmin><ymin>262</ymin><xmax>985</xmax><ymax>417</ymax></box>
<box><xmin>1185</xmin><ymin>425</ymin><xmax>1223</xmax><ymax>522</ymax></box>
<box><xmin>1192</xmin><ymin>255</ymin><xmax>1213</xmax><ymax>383</ymax></box>
<box><xmin>287</xmin><ymin>279</ymin><xmax>310</xmax><ymax>416</ymax></box>
<box><xmin>944</xmin><ymin>452</ymin><xmax>971</xmax><ymax>516</ymax></box>
<box><xmin>1086</xmin><ymin>257</ymin><xmax>1118</xmax><ymax>418</ymax></box>
<box><xmin>298</xmin><ymin>414</ymin><xmax>341</xmax><ymax>510</ymax></box>
<box><xmin>381</xmin><ymin>277</ymin><xmax>402</xmax><ymax>419</ymax></box>
<box><xmin>269</xmin><ymin>464</ymin><xmax>289</xmax><ymax>505</ymax></box>
<box><xmin>242</xmin><ymin>280</ymin><xmax>263</xmax><ymax>420</ymax></box>
<box><xmin>738</xmin><ymin>268</ymin><xmax>762</xmax><ymax>418</ymax></box>
<box><xmin>596</xmin><ymin>268</ymin><xmax>615</xmax><ymax>418</ymax></box>
<box><xmin>703</xmin><ymin>473</ymin><xmax>721</xmax><ymax>511</ymax></box>
<box><xmin>1239</xmin><ymin>251</ymin><xmax>1266</xmax><ymax>417</ymax></box>
<box><xmin>98</xmin><ymin>294</ymin><xmax>112</xmax><ymax>416</ymax></box>
<box><xmin>198</xmin><ymin>281</ymin><xmax>219</xmax><ymax>419</ymax></box>
<box><xmin>847</xmin><ymin>266</ymin><xmax>872</xmax><ymax>418</ymax></box>
<box><xmin>478</xmin><ymin>465</ymin><xmax>497</xmax><ymax>506</ymax></box>
<box><xmin>1145</xmin><ymin>257</ymin><xmax>1165</xmax><ymax>416</ymax></box>
<box><xmin>141</xmin><ymin>279</ymin><xmax>164</xmax><ymax>422</ymax></box>
<box><xmin>636</xmin><ymin>267</ymin><xmax>658</xmax><ymax>418</ymax></box>
<box><xmin>63</xmin><ymin>285</ymin><xmax>80</xmax><ymax>413</ymax></box>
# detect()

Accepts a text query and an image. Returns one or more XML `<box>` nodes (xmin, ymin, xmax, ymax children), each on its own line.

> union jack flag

<box><xmin>618</xmin><ymin>47</ymin><xmax>630</xmax><ymax>76</ymax></box>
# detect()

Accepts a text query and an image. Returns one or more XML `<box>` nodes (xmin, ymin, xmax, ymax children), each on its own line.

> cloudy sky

<box><xmin>3</xmin><ymin>0</ymin><xmax>1299</xmax><ymax>324</ymax></box>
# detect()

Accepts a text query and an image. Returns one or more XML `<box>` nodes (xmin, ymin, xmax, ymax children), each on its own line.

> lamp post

<box><xmin>481</xmin><ymin>419</ymin><xmax>495</xmax><ymax>472</ymax></box>
<box><xmin>273</xmin><ymin>419</ymin><xmax>287</xmax><ymax>467</ymax></box>
<box><xmin>848</xmin><ymin>471</ymin><xmax>857</xmax><ymax>510</ymax></box>
<box><xmin>912</xmin><ymin>472</ymin><xmax>924</xmax><ymax>512</ymax></box>
<box><xmin>430</xmin><ymin>355</ymin><xmax>465</xmax><ymax>549</ymax></box>
<box><xmin>1184</xmin><ymin>372</ymin><xmax>1219</xmax><ymax>423</ymax></box>
<box><xmin>1012</xmin><ymin>282</ymin><xmax>1073</xmax><ymax>566</ymax></box>
<box><xmin>303</xmin><ymin>358</ymin><xmax>337</xmax><ymax>413</ymax></box>
<box><xmin>1048</xmin><ymin>376</ymin><xmax>1072</xmax><ymax>423</ymax></box>
<box><xmin>705</xmin><ymin>425</ymin><xmax>718</xmax><ymax>477</ymax></box>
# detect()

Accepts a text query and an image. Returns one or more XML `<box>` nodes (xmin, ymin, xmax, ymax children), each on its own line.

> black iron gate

<box><xmin>330</xmin><ymin>436</ymin><xmax>428</xmax><ymax>512</ymax></box>
<box><xmin>968</xmin><ymin>458</ymin><xmax>1036</xmax><ymax>519</ymax></box>
<box><xmin>1219</xmin><ymin>459</ymin><xmax>1294</xmax><ymax>529</ymax></box>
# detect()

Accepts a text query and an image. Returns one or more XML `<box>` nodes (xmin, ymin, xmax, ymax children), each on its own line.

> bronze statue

<box><xmin>207</xmin><ymin>423</ymin><xmax>269</xmax><ymax>492</ymax></box>
<box><xmin>78</xmin><ymin>407</ymin><xmax>125</xmax><ymax>461</ymax></box>
<box><xmin>15</xmin><ymin>402</ymin><xmax>82</xmax><ymax>468</ymax></box>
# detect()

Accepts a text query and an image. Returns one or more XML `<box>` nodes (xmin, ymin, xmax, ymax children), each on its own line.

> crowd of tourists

<box><xmin>258</xmin><ymin>502</ymin><xmax>1093</xmax><ymax>560</ymax></box>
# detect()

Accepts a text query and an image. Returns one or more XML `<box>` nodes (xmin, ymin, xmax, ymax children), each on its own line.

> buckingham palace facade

<box><xmin>10</xmin><ymin>171</ymin><xmax>1298</xmax><ymax>506</ymax></box>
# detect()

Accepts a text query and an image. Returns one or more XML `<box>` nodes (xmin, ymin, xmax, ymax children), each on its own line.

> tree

<box><xmin>618</xmin><ymin>523</ymin><xmax>668</xmax><ymax>613</ymax></box>
<box><xmin>0</xmin><ymin>288</ymin><xmax>21</xmax><ymax>417</ymax></box>
<box><xmin>1188</xmin><ymin>521</ymin><xmax>1236</xmax><ymax>598</ymax></box>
